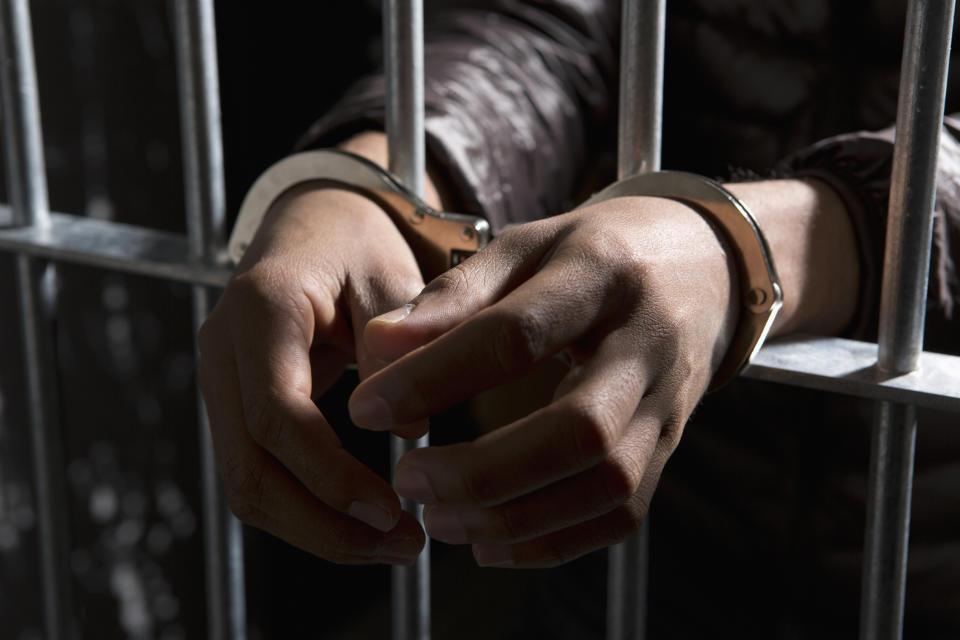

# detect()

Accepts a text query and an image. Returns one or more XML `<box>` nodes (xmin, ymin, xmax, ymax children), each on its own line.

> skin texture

<box><xmin>198</xmin><ymin>132</ymin><xmax>860</xmax><ymax>567</ymax></box>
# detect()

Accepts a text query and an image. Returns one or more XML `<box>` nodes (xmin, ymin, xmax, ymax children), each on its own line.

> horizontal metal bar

<box><xmin>0</xmin><ymin>208</ymin><xmax>232</xmax><ymax>287</ymax></box>
<box><xmin>744</xmin><ymin>334</ymin><xmax>960</xmax><ymax>412</ymax></box>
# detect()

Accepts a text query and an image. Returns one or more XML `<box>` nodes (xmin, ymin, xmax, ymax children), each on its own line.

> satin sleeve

<box><xmin>296</xmin><ymin>0</ymin><xmax>619</xmax><ymax>233</ymax></box>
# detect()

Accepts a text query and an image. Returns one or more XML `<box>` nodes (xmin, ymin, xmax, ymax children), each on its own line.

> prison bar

<box><xmin>171</xmin><ymin>1</ymin><xmax>247</xmax><ymax>638</ymax></box>
<box><xmin>0</xmin><ymin>1</ymin><xmax>73</xmax><ymax>638</ymax></box>
<box><xmin>1</xmin><ymin>1</ymin><xmax>959</xmax><ymax>639</ymax></box>
<box><xmin>860</xmin><ymin>1</ymin><xmax>956</xmax><ymax>638</ymax></box>
<box><xmin>383</xmin><ymin>1</ymin><xmax>431</xmax><ymax>638</ymax></box>
<box><xmin>606</xmin><ymin>1</ymin><xmax>666</xmax><ymax>638</ymax></box>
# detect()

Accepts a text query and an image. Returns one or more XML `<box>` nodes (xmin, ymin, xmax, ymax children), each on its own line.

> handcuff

<box><xmin>579</xmin><ymin>171</ymin><xmax>782</xmax><ymax>389</ymax></box>
<box><xmin>228</xmin><ymin>149</ymin><xmax>490</xmax><ymax>280</ymax></box>
<box><xmin>229</xmin><ymin>153</ymin><xmax>779</xmax><ymax>389</ymax></box>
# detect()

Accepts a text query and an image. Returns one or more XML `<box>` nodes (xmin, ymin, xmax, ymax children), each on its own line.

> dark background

<box><xmin>0</xmin><ymin>2</ymin><xmax>606</xmax><ymax>638</ymax></box>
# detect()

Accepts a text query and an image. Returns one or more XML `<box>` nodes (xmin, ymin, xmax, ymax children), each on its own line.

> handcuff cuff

<box><xmin>228</xmin><ymin>149</ymin><xmax>490</xmax><ymax>281</ymax></box>
<box><xmin>229</xmin><ymin>151</ymin><xmax>780</xmax><ymax>389</ymax></box>
<box><xmin>579</xmin><ymin>171</ymin><xmax>782</xmax><ymax>389</ymax></box>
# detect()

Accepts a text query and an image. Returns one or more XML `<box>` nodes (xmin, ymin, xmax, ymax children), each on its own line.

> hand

<box><xmin>197</xmin><ymin>181</ymin><xmax>428</xmax><ymax>565</ymax></box>
<box><xmin>347</xmin><ymin>196</ymin><xmax>740</xmax><ymax>567</ymax></box>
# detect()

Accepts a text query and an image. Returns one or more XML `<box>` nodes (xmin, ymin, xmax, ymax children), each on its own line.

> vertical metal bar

<box><xmin>0</xmin><ymin>2</ymin><xmax>73</xmax><ymax>639</ymax></box>
<box><xmin>384</xmin><ymin>2</ymin><xmax>430</xmax><ymax>639</ymax></box>
<box><xmin>616</xmin><ymin>0</ymin><xmax>664</xmax><ymax>180</ymax></box>
<box><xmin>172</xmin><ymin>1</ymin><xmax>246</xmax><ymax>639</ymax></box>
<box><xmin>607</xmin><ymin>2</ymin><xmax>664</xmax><ymax>639</ymax></box>
<box><xmin>0</xmin><ymin>0</ymin><xmax>48</xmax><ymax>227</ymax></box>
<box><xmin>860</xmin><ymin>1</ymin><xmax>955</xmax><ymax>639</ymax></box>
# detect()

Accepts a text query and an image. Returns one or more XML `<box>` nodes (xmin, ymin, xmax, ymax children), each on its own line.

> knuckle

<box><xmin>226</xmin><ymin>493</ymin><xmax>260</xmax><ymax>526</ymax></box>
<box><xmin>491</xmin><ymin>222</ymin><xmax>534</xmax><ymax>250</ymax></box>
<box><xmin>424</xmin><ymin>263</ymin><xmax>471</xmax><ymax>298</ymax></box>
<box><xmin>461</xmin><ymin>463</ymin><xmax>498</xmax><ymax>507</ymax></box>
<box><xmin>567</xmin><ymin>399</ymin><xmax>620</xmax><ymax>465</ymax></box>
<box><xmin>658</xmin><ymin>409</ymin><xmax>686</xmax><ymax>449</ymax></box>
<box><xmin>621</xmin><ymin>496</ymin><xmax>650</xmax><ymax>531</ymax></box>
<box><xmin>491</xmin><ymin>308</ymin><xmax>546</xmax><ymax>376</ymax></box>
<box><xmin>596</xmin><ymin>457</ymin><xmax>641</xmax><ymax>506</ymax></box>
<box><xmin>493</xmin><ymin>505</ymin><xmax>526</xmax><ymax>542</ymax></box>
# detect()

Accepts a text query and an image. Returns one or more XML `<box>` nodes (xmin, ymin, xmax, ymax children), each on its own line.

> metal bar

<box><xmin>383</xmin><ymin>1</ymin><xmax>430</xmax><ymax>639</ymax></box>
<box><xmin>0</xmin><ymin>0</ymin><xmax>48</xmax><ymax>228</ymax></box>
<box><xmin>860</xmin><ymin>1</ymin><xmax>955</xmax><ymax>639</ymax></box>
<box><xmin>0</xmin><ymin>210</ymin><xmax>232</xmax><ymax>286</ymax></box>
<box><xmin>0</xmin><ymin>1</ymin><xmax>73</xmax><ymax>638</ymax></box>
<box><xmin>608</xmin><ymin>1</ymin><xmax>665</xmax><ymax>638</ymax></box>
<box><xmin>743</xmin><ymin>335</ymin><xmax>960</xmax><ymax>413</ymax></box>
<box><xmin>384</xmin><ymin>0</ymin><xmax>425</xmax><ymax>196</ymax></box>
<box><xmin>616</xmin><ymin>0</ymin><xmax>664</xmax><ymax>180</ymax></box>
<box><xmin>172</xmin><ymin>1</ymin><xmax>246</xmax><ymax>639</ymax></box>
<box><xmin>7</xmin><ymin>210</ymin><xmax>960</xmax><ymax>413</ymax></box>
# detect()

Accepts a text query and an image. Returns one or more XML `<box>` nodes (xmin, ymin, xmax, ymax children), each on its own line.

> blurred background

<box><xmin>0</xmin><ymin>1</ymin><xmax>382</xmax><ymax>637</ymax></box>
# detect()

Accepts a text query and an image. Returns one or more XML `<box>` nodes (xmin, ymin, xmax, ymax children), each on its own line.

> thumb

<box><xmin>348</xmin><ymin>269</ymin><xmax>430</xmax><ymax>440</ymax></box>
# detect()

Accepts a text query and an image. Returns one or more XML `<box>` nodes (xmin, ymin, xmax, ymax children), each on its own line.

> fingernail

<box><xmin>474</xmin><ymin>544</ymin><xmax>514</xmax><ymax>568</ymax></box>
<box><xmin>377</xmin><ymin>536</ymin><xmax>421</xmax><ymax>558</ymax></box>
<box><xmin>349</xmin><ymin>393</ymin><xmax>393</xmax><ymax>430</ymax></box>
<box><xmin>425</xmin><ymin>508</ymin><xmax>467</xmax><ymax>544</ymax></box>
<box><xmin>347</xmin><ymin>501</ymin><xmax>395</xmax><ymax>533</ymax></box>
<box><xmin>394</xmin><ymin>466</ymin><xmax>437</xmax><ymax>504</ymax></box>
<box><xmin>373</xmin><ymin>303</ymin><xmax>414</xmax><ymax>324</ymax></box>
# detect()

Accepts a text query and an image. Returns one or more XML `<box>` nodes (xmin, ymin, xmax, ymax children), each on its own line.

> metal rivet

<box><xmin>748</xmin><ymin>287</ymin><xmax>767</xmax><ymax>306</ymax></box>
<box><xmin>460</xmin><ymin>226</ymin><xmax>475</xmax><ymax>240</ymax></box>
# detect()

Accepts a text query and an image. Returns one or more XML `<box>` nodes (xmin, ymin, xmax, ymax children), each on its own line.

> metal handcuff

<box><xmin>228</xmin><ymin>149</ymin><xmax>490</xmax><ymax>281</ymax></box>
<box><xmin>229</xmin><ymin>151</ymin><xmax>781</xmax><ymax>389</ymax></box>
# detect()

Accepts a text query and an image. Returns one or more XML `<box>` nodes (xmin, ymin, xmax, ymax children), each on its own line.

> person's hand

<box><xmin>197</xmin><ymin>180</ymin><xmax>429</xmax><ymax>565</ymax></box>
<box><xmin>346</xmin><ymin>195</ymin><xmax>740</xmax><ymax>567</ymax></box>
<box><xmin>347</xmin><ymin>176</ymin><xmax>859</xmax><ymax>568</ymax></box>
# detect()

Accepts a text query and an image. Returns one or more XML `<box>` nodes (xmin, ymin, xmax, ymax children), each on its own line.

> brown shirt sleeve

<box><xmin>295</xmin><ymin>0</ymin><xmax>619</xmax><ymax>233</ymax></box>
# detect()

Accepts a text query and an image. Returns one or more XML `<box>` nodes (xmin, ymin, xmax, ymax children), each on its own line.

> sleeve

<box><xmin>295</xmin><ymin>0</ymin><xmax>619</xmax><ymax>233</ymax></box>
<box><xmin>770</xmin><ymin>114</ymin><xmax>960</xmax><ymax>346</ymax></box>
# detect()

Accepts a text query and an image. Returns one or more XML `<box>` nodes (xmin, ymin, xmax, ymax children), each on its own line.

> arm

<box><xmin>345</xmin><ymin>111</ymin><xmax>960</xmax><ymax>565</ymax></box>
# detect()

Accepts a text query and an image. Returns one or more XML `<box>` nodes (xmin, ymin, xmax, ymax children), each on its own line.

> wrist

<box><xmin>723</xmin><ymin>178</ymin><xmax>860</xmax><ymax>337</ymax></box>
<box><xmin>227</xmin><ymin>148</ymin><xmax>489</xmax><ymax>281</ymax></box>
<box><xmin>237</xmin><ymin>182</ymin><xmax>412</xmax><ymax>274</ymax></box>
<box><xmin>337</xmin><ymin>131</ymin><xmax>446</xmax><ymax>210</ymax></box>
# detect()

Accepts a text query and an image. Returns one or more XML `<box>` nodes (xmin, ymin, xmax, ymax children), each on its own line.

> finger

<box><xmin>471</xmin><ymin>493</ymin><xmax>647</xmax><ymax>569</ymax></box>
<box><xmin>471</xmin><ymin>445</ymin><xmax>670</xmax><ymax>568</ymax></box>
<box><xmin>349</xmin><ymin>251</ymin><xmax>621</xmax><ymax>430</ymax></box>
<box><xmin>222</xmin><ymin>445</ymin><xmax>425</xmax><ymax>564</ymax></box>
<box><xmin>343</xmin><ymin>240</ymin><xmax>430</xmax><ymax>439</ymax></box>
<box><xmin>362</xmin><ymin>222</ymin><xmax>555</xmax><ymax>361</ymax></box>
<box><xmin>389</xmin><ymin>330</ymin><xmax>647</xmax><ymax>507</ymax></box>
<box><xmin>211</xmin><ymin>302</ymin><xmax>403</xmax><ymax>532</ymax></box>
<box><xmin>422</xmin><ymin>403</ymin><xmax>662</xmax><ymax>544</ymax></box>
<box><xmin>199</xmin><ymin>350</ymin><xmax>426</xmax><ymax>562</ymax></box>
